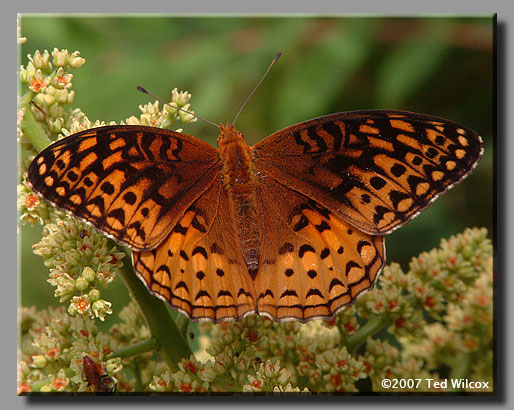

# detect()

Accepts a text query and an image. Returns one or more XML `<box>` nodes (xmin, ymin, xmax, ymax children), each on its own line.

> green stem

<box><xmin>111</xmin><ymin>337</ymin><xmax>159</xmax><ymax>360</ymax></box>
<box><xmin>19</xmin><ymin>92</ymin><xmax>52</xmax><ymax>152</ymax></box>
<box><xmin>133</xmin><ymin>362</ymin><xmax>144</xmax><ymax>392</ymax></box>
<box><xmin>117</xmin><ymin>246</ymin><xmax>193</xmax><ymax>371</ymax></box>
<box><xmin>345</xmin><ymin>315</ymin><xmax>388</xmax><ymax>354</ymax></box>
<box><xmin>175</xmin><ymin>312</ymin><xmax>190</xmax><ymax>338</ymax></box>
<box><xmin>337</xmin><ymin>322</ymin><xmax>349</xmax><ymax>347</ymax></box>
<box><xmin>343</xmin><ymin>295</ymin><xmax>420</xmax><ymax>353</ymax></box>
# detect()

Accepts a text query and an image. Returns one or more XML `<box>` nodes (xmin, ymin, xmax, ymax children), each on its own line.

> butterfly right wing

<box><xmin>27</xmin><ymin>125</ymin><xmax>221</xmax><ymax>251</ymax></box>
<box><xmin>133</xmin><ymin>177</ymin><xmax>256</xmax><ymax>322</ymax></box>
<box><xmin>253</xmin><ymin>111</ymin><xmax>483</xmax><ymax>236</ymax></box>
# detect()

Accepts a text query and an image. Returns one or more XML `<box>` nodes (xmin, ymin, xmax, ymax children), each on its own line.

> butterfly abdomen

<box><xmin>218</xmin><ymin>124</ymin><xmax>260</xmax><ymax>278</ymax></box>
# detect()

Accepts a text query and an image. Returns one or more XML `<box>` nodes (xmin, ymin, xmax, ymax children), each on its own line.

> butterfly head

<box><xmin>217</xmin><ymin>123</ymin><xmax>246</xmax><ymax>147</ymax></box>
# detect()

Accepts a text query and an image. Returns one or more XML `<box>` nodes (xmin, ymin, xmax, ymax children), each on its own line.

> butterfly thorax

<box><xmin>218</xmin><ymin>123</ymin><xmax>260</xmax><ymax>278</ymax></box>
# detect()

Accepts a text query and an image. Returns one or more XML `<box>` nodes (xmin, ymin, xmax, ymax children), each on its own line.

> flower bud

<box><xmin>75</xmin><ymin>276</ymin><xmax>89</xmax><ymax>291</ymax></box>
<box><xmin>198</xmin><ymin>366</ymin><xmax>217</xmax><ymax>382</ymax></box>
<box><xmin>66</xmin><ymin>90</ymin><xmax>76</xmax><ymax>104</ymax></box>
<box><xmin>31</xmin><ymin>50</ymin><xmax>51</xmax><ymax>70</ymax></box>
<box><xmin>32</xmin><ymin>354</ymin><xmax>48</xmax><ymax>368</ymax></box>
<box><xmin>125</xmin><ymin>115</ymin><xmax>140</xmax><ymax>125</ymax></box>
<box><xmin>277</xmin><ymin>368</ymin><xmax>290</xmax><ymax>385</ymax></box>
<box><xmin>52</xmin><ymin>48</ymin><xmax>69</xmax><ymax>67</ymax></box>
<box><xmin>48</xmin><ymin>118</ymin><xmax>64</xmax><ymax>134</ymax></box>
<box><xmin>69</xmin><ymin>51</ymin><xmax>86</xmax><ymax>68</ymax></box>
<box><xmin>19</xmin><ymin>67</ymin><xmax>28</xmax><ymax>83</ymax></box>
<box><xmin>172</xmin><ymin>88</ymin><xmax>191</xmax><ymax>107</ymax></box>
<box><xmin>81</xmin><ymin>266</ymin><xmax>96</xmax><ymax>282</ymax></box>
<box><xmin>88</xmin><ymin>288</ymin><xmax>101</xmax><ymax>302</ymax></box>
<box><xmin>54</xmin><ymin>88</ymin><xmax>69</xmax><ymax>103</ymax></box>
<box><xmin>26</xmin><ymin>62</ymin><xmax>36</xmax><ymax>77</ymax></box>
<box><xmin>47</xmin><ymin>103</ymin><xmax>62</xmax><ymax>118</ymax></box>
<box><xmin>179</xmin><ymin>109</ymin><xmax>196</xmax><ymax>123</ymax></box>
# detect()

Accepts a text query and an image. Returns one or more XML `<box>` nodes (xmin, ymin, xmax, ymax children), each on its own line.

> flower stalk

<box><xmin>18</xmin><ymin>92</ymin><xmax>52</xmax><ymax>152</ymax></box>
<box><xmin>116</xmin><ymin>246</ymin><xmax>193</xmax><ymax>371</ymax></box>
<box><xmin>111</xmin><ymin>337</ymin><xmax>159</xmax><ymax>360</ymax></box>
<box><xmin>345</xmin><ymin>315</ymin><xmax>388</xmax><ymax>354</ymax></box>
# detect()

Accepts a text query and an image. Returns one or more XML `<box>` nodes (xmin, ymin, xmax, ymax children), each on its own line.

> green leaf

<box><xmin>376</xmin><ymin>20</ymin><xmax>451</xmax><ymax>107</ymax></box>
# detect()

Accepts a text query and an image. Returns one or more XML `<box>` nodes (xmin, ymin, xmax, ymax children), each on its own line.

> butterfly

<box><xmin>26</xmin><ymin>110</ymin><xmax>483</xmax><ymax>323</ymax></box>
<box><xmin>82</xmin><ymin>355</ymin><xmax>116</xmax><ymax>394</ymax></box>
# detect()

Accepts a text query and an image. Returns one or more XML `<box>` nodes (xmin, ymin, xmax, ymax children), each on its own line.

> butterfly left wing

<box><xmin>133</xmin><ymin>177</ymin><xmax>256</xmax><ymax>322</ymax></box>
<box><xmin>27</xmin><ymin>125</ymin><xmax>221</xmax><ymax>250</ymax></box>
<box><xmin>253</xmin><ymin>110</ymin><xmax>483</xmax><ymax>235</ymax></box>
<box><xmin>254</xmin><ymin>175</ymin><xmax>384</xmax><ymax>322</ymax></box>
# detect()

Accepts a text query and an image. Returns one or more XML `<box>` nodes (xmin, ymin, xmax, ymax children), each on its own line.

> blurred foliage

<box><xmin>19</xmin><ymin>16</ymin><xmax>493</xmax><ymax>315</ymax></box>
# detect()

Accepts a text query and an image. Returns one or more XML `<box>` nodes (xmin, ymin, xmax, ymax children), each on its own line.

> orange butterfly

<box><xmin>27</xmin><ymin>108</ymin><xmax>482</xmax><ymax>322</ymax></box>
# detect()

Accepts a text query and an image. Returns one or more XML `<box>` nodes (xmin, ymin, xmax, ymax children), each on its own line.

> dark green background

<box><xmin>19</xmin><ymin>16</ymin><xmax>494</xmax><ymax>325</ymax></box>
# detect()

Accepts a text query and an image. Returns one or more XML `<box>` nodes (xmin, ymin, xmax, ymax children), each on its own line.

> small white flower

<box><xmin>92</xmin><ymin>299</ymin><xmax>113</xmax><ymax>321</ymax></box>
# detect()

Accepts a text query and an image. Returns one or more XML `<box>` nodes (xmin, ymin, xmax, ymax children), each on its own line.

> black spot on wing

<box><xmin>192</xmin><ymin>246</ymin><xmax>208</xmax><ymax>259</ymax></box>
<box><xmin>298</xmin><ymin>244</ymin><xmax>315</xmax><ymax>258</ymax></box>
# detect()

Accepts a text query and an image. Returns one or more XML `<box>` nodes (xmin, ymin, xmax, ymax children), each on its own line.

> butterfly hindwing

<box><xmin>132</xmin><ymin>178</ymin><xmax>256</xmax><ymax>322</ymax></box>
<box><xmin>27</xmin><ymin>125</ymin><xmax>221</xmax><ymax>250</ymax></box>
<box><xmin>253</xmin><ymin>110</ymin><xmax>483</xmax><ymax>235</ymax></box>
<box><xmin>254</xmin><ymin>175</ymin><xmax>385</xmax><ymax>322</ymax></box>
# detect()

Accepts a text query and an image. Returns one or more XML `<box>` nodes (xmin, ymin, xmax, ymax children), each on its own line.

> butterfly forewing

<box><xmin>253</xmin><ymin>110</ymin><xmax>483</xmax><ymax>235</ymax></box>
<box><xmin>27</xmin><ymin>125</ymin><xmax>221</xmax><ymax>250</ymax></box>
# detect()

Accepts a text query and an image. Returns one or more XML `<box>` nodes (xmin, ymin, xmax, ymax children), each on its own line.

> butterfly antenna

<box><xmin>232</xmin><ymin>52</ymin><xmax>281</xmax><ymax>126</ymax></box>
<box><xmin>136</xmin><ymin>86</ymin><xmax>219</xmax><ymax>129</ymax></box>
<box><xmin>30</xmin><ymin>101</ymin><xmax>48</xmax><ymax>117</ymax></box>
